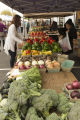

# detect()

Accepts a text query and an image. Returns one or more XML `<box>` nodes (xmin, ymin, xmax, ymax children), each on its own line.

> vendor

<box><xmin>4</xmin><ymin>15</ymin><xmax>24</xmax><ymax>68</ymax></box>
<box><xmin>65</xmin><ymin>19</ymin><xmax>77</xmax><ymax>54</ymax></box>
<box><xmin>50</xmin><ymin>21</ymin><xmax>58</xmax><ymax>31</ymax></box>
<box><xmin>50</xmin><ymin>21</ymin><xmax>58</xmax><ymax>42</ymax></box>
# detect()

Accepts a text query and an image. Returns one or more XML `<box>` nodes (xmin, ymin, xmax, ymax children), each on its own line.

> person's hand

<box><xmin>21</xmin><ymin>41</ymin><xmax>25</xmax><ymax>46</ymax></box>
<box><xmin>23</xmin><ymin>38</ymin><xmax>26</xmax><ymax>41</ymax></box>
<box><xmin>18</xmin><ymin>41</ymin><xmax>25</xmax><ymax>49</ymax></box>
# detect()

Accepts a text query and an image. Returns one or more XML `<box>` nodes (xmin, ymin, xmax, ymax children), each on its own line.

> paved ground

<box><xmin>0</xmin><ymin>51</ymin><xmax>10</xmax><ymax>87</ymax></box>
<box><xmin>0</xmin><ymin>51</ymin><xmax>10</xmax><ymax>68</ymax></box>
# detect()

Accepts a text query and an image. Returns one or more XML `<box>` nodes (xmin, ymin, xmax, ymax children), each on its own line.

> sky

<box><xmin>0</xmin><ymin>2</ymin><xmax>23</xmax><ymax>17</ymax></box>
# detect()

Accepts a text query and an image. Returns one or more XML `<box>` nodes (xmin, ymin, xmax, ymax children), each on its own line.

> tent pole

<box><xmin>74</xmin><ymin>11</ymin><xmax>76</xmax><ymax>25</ymax></box>
<box><xmin>23</xmin><ymin>17</ymin><xmax>25</xmax><ymax>39</ymax></box>
<box><xmin>50</xmin><ymin>18</ymin><xmax>51</xmax><ymax>25</ymax></box>
<box><xmin>12</xmin><ymin>8</ymin><xmax>14</xmax><ymax>17</ymax></box>
<box><xmin>63</xmin><ymin>17</ymin><xmax>65</xmax><ymax>27</ymax></box>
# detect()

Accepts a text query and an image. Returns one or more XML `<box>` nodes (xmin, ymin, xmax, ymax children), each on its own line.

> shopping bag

<box><xmin>59</xmin><ymin>32</ymin><xmax>72</xmax><ymax>52</ymax></box>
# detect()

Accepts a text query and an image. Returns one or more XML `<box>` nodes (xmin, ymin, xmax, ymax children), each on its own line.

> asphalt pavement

<box><xmin>0</xmin><ymin>51</ymin><xmax>10</xmax><ymax>87</ymax></box>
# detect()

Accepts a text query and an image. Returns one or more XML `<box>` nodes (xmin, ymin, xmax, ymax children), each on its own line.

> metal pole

<box><xmin>23</xmin><ymin>17</ymin><xmax>25</xmax><ymax>39</ymax></box>
<box><xmin>12</xmin><ymin>8</ymin><xmax>14</xmax><ymax>17</ymax></box>
<box><xmin>74</xmin><ymin>12</ymin><xmax>76</xmax><ymax>26</ymax></box>
<box><xmin>50</xmin><ymin>18</ymin><xmax>51</xmax><ymax>25</ymax></box>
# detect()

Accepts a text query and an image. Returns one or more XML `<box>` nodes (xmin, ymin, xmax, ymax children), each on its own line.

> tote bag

<box><xmin>59</xmin><ymin>32</ymin><xmax>72</xmax><ymax>52</ymax></box>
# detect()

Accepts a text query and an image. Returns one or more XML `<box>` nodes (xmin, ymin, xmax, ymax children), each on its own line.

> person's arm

<box><xmin>10</xmin><ymin>25</ymin><xmax>23</xmax><ymax>43</ymax></box>
<box><xmin>2</xmin><ymin>24</ymin><xmax>7</xmax><ymax>29</ymax></box>
<box><xmin>71</xmin><ymin>28</ymin><xmax>77</xmax><ymax>39</ymax></box>
<box><xmin>17</xmin><ymin>33</ymin><xmax>23</xmax><ymax>40</ymax></box>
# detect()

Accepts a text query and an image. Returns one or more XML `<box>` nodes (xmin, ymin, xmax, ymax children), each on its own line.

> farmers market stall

<box><xmin>1</xmin><ymin>1</ymin><xmax>80</xmax><ymax>119</ymax></box>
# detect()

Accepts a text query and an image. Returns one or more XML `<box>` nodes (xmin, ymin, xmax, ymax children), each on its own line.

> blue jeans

<box><xmin>8</xmin><ymin>50</ymin><xmax>16</xmax><ymax>68</ymax></box>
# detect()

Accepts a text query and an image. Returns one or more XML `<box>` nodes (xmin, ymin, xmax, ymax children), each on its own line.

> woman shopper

<box><xmin>64</xmin><ymin>19</ymin><xmax>77</xmax><ymax>54</ymax></box>
<box><xmin>4</xmin><ymin>15</ymin><xmax>24</xmax><ymax>68</ymax></box>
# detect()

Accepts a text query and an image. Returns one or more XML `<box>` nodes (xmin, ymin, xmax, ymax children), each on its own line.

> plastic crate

<box><xmin>61</xmin><ymin>60</ymin><xmax>75</xmax><ymax>72</ymax></box>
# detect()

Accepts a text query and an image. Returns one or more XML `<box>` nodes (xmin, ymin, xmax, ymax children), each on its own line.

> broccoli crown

<box><xmin>5</xmin><ymin>110</ymin><xmax>21</xmax><ymax>120</ymax></box>
<box><xmin>25</xmin><ymin>107</ymin><xmax>43</xmax><ymax>120</ymax></box>
<box><xmin>41</xmin><ymin>89</ymin><xmax>59</xmax><ymax>106</ymax></box>
<box><xmin>0</xmin><ymin>107</ymin><xmax>8</xmax><ymax>120</ymax></box>
<box><xmin>57</xmin><ymin>93</ymin><xmax>71</xmax><ymax>113</ymax></box>
<box><xmin>8</xmin><ymin>68</ymin><xmax>41</xmax><ymax>106</ymax></box>
<box><xmin>4</xmin><ymin>100</ymin><xmax>18</xmax><ymax>112</ymax></box>
<box><xmin>68</xmin><ymin>102</ymin><xmax>80</xmax><ymax>120</ymax></box>
<box><xmin>8</xmin><ymin>79</ymin><xmax>29</xmax><ymax>105</ymax></box>
<box><xmin>32</xmin><ymin>89</ymin><xmax>59</xmax><ymax>117</ymax></box>
<box><xmin>32</xmin><ymin>93</ymin><xmax>53</xmax><ymax>111</ymax></box>
<box><xmin>46</xmin><ymin>113</ymin><xmax>61</xmax><ymax>120</ymax></box>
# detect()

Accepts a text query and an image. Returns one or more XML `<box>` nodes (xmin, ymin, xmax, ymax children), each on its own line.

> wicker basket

<box><xmin>69</xmin><ymin>90</ymin><xmax>80</xmax><ymax>102</ymax></box>
<box><xmin>39</xmin><ymin>68</ymin><xmax>46</xmax><ymax>72</ymax></box>
<box><xmin>47</xmin><ymin>67</ymin><xmax>60</xmax><ymax>73</ymax></box>
<box><xmin>64</xmin><ymin>83</ymin><xmax>80</xmax><ymax>94</ymax></box>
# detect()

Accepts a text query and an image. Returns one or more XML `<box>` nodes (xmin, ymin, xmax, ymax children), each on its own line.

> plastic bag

<box><xmin>59</xmin><ymin>32</ymin><xmax>72</xmax><ymax>52</ymax></box>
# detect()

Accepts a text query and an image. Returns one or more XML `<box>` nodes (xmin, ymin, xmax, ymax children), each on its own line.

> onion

<box><xmin>72</xmin><ymin>81</ymin><xmax>80</xmax><ymax>89</ymax></box>
<box><xmin>47</xmin><ymin>64</ymin><xmax>53</xmax><ymax>69</ymax></box>
<box><xmin>45</xmin><ymin>60</ymin><xmax>51</xmax><ymax>65</ymax></box>
<box><xmin>38</xmin><ymin>60</ymin><xmax>44</xmax><ymax>65</ymax></box>
<box><xmin>32</xmin><ymin>61</ymin><xmax>38</xmax><ymax>66</ymax></box>
<box><xmin>26</xmin><ymin>66</ymin><xmax>31</xmax><ymax>69</ymax></box>
<box><xmin>76</xmin><ymin>92</ymin><xmax>80</xmax><ymax>98</ymax></box>
<box><xmin>18</xmin><ymin>61</ymin><xmax>24</xmax><ymax>67</ymax></box>
<box><xmin>40</xmin><ymin>65</ymin><xmax>45</xmax><ymax>69</ymax></box>
<box><xmin>66</xmin><ymin>84</ymin><xmax>73</xmax><ymax>90</ymax></box>
<box><xmin>70</xmin><ymin>91</ymin><xmax>79</xmax><ymax>98</ymax></box>
<box><xmin>24</xmin><ymin>61</ymin><xmax>30</xmax><ymax>67</ymax></box>
<box><xmin>19</xmin><ymin>65</ymin><xmax>26</xmax><ymax>70</ymax></box>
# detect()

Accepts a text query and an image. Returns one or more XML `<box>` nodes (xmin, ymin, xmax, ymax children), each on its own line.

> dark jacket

<box><xmin>68</xmin><ymin>27</ymin><xmax>77</xmax><ymax>49</ymax></box>
<box><xmin>50</xmin><ymin>21</ymin><xmax>58</xmax><ymax>31</ymax></box>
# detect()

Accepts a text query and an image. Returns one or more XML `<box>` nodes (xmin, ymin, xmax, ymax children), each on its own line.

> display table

<box><xmin>46</xmin><ymin>33</ymin><xmax>59</xmax><ymax>36</ymax></box>
<box><xmin>41</xmin><ymin>72</ymin><xmax>76</xmax><ymax>93</ymax></box>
